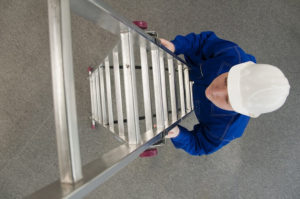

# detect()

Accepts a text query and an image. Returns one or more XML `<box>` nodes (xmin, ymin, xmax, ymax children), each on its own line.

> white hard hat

<box><xmin>227</xmin><ymin>61</ymin><xmax>290</xmax><ymax>118</ymax></box>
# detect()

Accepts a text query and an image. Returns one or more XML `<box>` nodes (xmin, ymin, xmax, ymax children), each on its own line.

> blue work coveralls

<box><xmin>170</xmin><ymin>31</ymin><xmax>256</xmax><ymax>156</ymax></box>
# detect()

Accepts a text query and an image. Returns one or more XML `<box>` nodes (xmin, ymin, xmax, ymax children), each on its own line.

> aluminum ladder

<box><xmin>26</xmin><ymin>0</ymin><xmax>194</xmax><ymax>198</ymax></box>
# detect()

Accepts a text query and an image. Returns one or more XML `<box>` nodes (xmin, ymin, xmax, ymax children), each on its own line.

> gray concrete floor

<box><xmin>1</xmin><ymin>0</ymin><xmax>300</xmax><ymax>198</ymax></box>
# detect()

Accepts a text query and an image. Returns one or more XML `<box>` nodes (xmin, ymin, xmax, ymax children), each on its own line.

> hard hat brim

<box><xmin>227</xmin><ymin>61</ymin><xmax>259</xmax><ymax>117</ymax></box>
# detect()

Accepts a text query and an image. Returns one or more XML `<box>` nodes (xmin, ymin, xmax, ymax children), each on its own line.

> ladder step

<box><xmin>98</xmin><ymin>65</ymin><xmax>107</xmax><ymax>126</ymax></box>
<box><xmin>95</xmin><ymin>68</ymin><xmax>103</xmax><ymax>124</ymax></box>
<box><xmin>113</xmin><ymin>45</ymin><xmax>125</xmax><ymax>139</ymax></box>
<box><xmin>167</xmin><ymin>54</ymin><xmax>177</xmax><ymax>123</ymax></box>
<box><xmin>184</xmin><ymin>65</ymin><xmax>191</xmax><ymax>112</ymax></box>
<box><xmin>89</xmin><ymin>69</ymin><xmax>96</xmax><ymax>124</ymax></box>
<box><xmin>159</xmin><ymin>50</ymin><xmax>169</xmax><ymax>128</ymax></box>
<box><xmin>121</xmin><ymin>31</ymin><xmax>141</xmax><ymax>144</ymax></box>
<box><xmin>151</xmin><ymin>43</ymin><xmax>164</xmax><ymax>132</ymax></box>
<box><xmin>190</xmin><ymin>81</ymin><xmax>194</xmax><ymax>110</ymax></box>
<box><xmin>177</xmin><ymin>61</ymin><xmax>186</xmax><ymax>117</ymax></box>
<box><xmin>104</xmin><ymin>56</ymin><xmax>114</xmax><ymax>132</ymax></box>
<box><xmin>139</xmin><ymin>36</ymin><xmax>153</xmax><ymax>133</ymax></box>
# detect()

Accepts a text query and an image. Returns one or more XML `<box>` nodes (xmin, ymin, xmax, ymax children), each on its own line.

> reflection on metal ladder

<box><xmin>26</xmin><ymin>0</ymin><xmax>194</xmax><ymax>198</ymax></box>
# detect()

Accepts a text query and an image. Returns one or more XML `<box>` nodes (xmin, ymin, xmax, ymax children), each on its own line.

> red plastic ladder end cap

<box><xmin>133</xmin><ymin>21</ymin><xmax>148</xmax><ymax>30</ymax></box>
<box><xmin>139</xmin><ymin>148</ymin><xmax>158</xmax><ymax>158</ymax></box>
<box><xmin>88</xmin><ymin>66</ymin><xmax>93</xmax><ymax>72</ymax></box>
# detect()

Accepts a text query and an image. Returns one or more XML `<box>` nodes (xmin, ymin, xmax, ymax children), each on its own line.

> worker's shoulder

<box><xmin>224</xmin><ymin>114</ymin><xmax>250</xmax><ymax>141</ymax></box>
<box><xmin>206</xmin><ymin>33</ymin><xmax>256</xmax><ymax>62</ymax></box>
<box><xmin>205</xmin><ymin>111</ymin><xmax>250</xmax><ymax>142</ymax></box>
<box><xmin>216</xmin><ymin>44</ymin><xmax>256</xmax><ymax>67</ymax></box>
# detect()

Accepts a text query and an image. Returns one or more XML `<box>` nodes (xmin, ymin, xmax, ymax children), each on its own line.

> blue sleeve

<box><xmin>171</xmin><ymin>31</ymin><xmax>237</xmax><ymax>60</ymax></box>
<box><xmin>171</xmin><ymin>124</ymin><xmax>228</xmax><ymax>156</ymax></box>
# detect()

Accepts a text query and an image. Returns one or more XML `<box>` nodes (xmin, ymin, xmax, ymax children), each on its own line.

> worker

<box><xmin>160</xmin><ymin>31</ymin><xmax>290</xmax><ymax>156</ymax></box>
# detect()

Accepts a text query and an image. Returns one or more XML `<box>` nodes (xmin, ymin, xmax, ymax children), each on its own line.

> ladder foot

<box><xmin>139</xmin><ymin>148</ymin><xmax>158</xmax><ymax>158</ymax></box>
<box><xmin>91</xmin><ymin>124</ymin><xmax>96</xmax><ymax>129</ymax></box>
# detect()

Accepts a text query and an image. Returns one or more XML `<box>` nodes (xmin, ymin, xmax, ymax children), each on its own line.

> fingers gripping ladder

<box><xmin>27</xmin><ymin>0</ymin><xmax>194</xmax><ymax>198</ymax></box>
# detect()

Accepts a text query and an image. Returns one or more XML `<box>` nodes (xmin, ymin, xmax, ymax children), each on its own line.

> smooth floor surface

<box><xmin>0</xmin><ymin>0</ymin><xmax>299</xmax><ymax>198</ymax></box>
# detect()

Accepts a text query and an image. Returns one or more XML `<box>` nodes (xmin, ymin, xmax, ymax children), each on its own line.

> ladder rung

<box><xmin>89</xmin><ymin>70</ymin><xmax>96</xmax><ymax>123</ymax></box>
<box><xmin>151</xmin><ymin>43</ymin><xmax>164</xmax><ymax>132</ymax></box>
<box><xmin>105</xmin><ymin>56</ymin><xmax>114</xmax><ymax>132</ymax></box>
<box><xmin>159</xmin><ymin>50</ymin><xmax>168</xmax><ymax>128</ymax></box>
<box><xmin>95</xmin><ymin>68</ymin><xmax>103</xmax><ymax>124</ymax></box>
<box><xmin>177</xmin><ymin>61</ymin><xmax>186</xmax><ymax>117</ymax></box>
<box><xmin>139</xmin><ymin>36</ymin><xmax>153</xmax><ymax>133</ymax></box>
<box><xmin>184</xmin><ymin>65</ymin><xmax>191</xmax><ymax>112</ymax></box>
<box><xmin>113</xmin><ymin>45</ymin><xmax>125</xmax><ymax>139</ymax></box>
<box><xmin>167</xmin><ymin>54</ymin><xmax>177</xmax><ymax>123</ymax></box>
<box><xmin>121</xmin><ymin>31</ymin><xmax>141</xmax><ymax>144</ymax></box>
<box><xmin>99</xmin><ymin>65</ymin><xmax>108</xmax><ymax>126</ymax></box>
<box><xmin>129</xmin><ymin>34</ymin><xmax>140</xmax><ymax>141</ymax></box>
<box><xmin>190</xmin><ymin>81</ymin><xmax>194</xmax><ymax>110</ymax></box>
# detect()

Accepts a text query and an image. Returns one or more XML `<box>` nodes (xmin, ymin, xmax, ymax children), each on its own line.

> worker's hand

<box><xmin>160</xmin><ymin>38</ymin><xmax>175</xmax><ymax>53</ymax></box>
<box><xmin>165</xmin><ymin>126</ymin><xmax>180</xmax><ymax>138</ymax></box>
